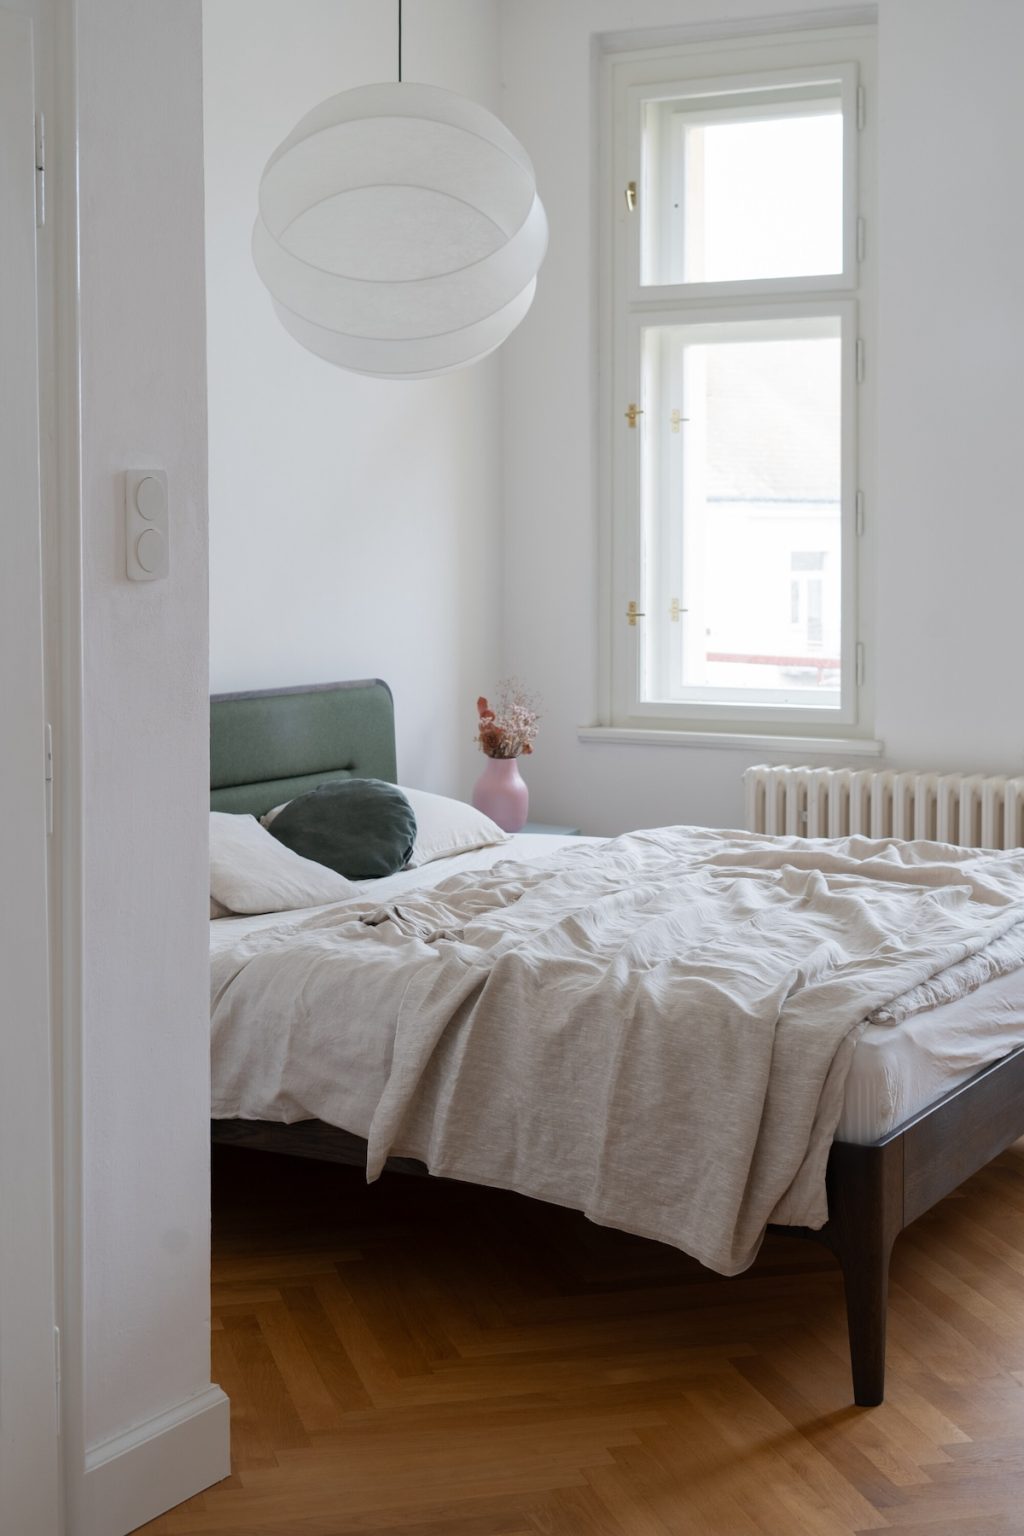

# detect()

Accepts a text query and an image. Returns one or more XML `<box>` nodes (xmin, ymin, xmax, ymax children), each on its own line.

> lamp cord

<box><xmin>398</xmin><ymin>0</ymin><xmax>403</xmax><ymax>82</ymax></box>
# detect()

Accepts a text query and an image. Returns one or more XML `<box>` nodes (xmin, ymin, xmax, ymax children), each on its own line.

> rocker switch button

<box><xmin>125</xmin><ymin>469</ymin><xmax>169</xmax><ymax>581</ymax></box>
<box><xmin>135</xmin><ymin>475</ymin><xmax>165</xmax><ymax>521</ymax></box>
<box><xmin>135</xmin><ymin>527</ymin><xmax>164</xmax><ymax>574</ymax></box>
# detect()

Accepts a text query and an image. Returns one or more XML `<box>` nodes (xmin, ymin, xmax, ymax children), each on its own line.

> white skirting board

<box><xmin>79</xmin><ymin>1384</ymin><xmax>230</xmax><ymax>1536</ymax></box>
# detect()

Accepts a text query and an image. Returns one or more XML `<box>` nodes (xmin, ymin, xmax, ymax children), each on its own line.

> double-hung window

<box><xmin>606</xmin><ymin>27</ymin><xmax>875</xmax><ymax>735</ymax></box>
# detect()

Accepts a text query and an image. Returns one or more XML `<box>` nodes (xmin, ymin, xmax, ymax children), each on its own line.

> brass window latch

<box><xmin>626</xmin><ymin>600</ymin><xmax>645</xmax><ymax>627</ymax></box>
<box><xmin>625</xmin><ymin>181</ymin><xmax>637</xmax><ymax>212</ymax></box>
<box><xmin>624</xmin><ymin>403</ymin><xmax>644</xmax><ymax>428</ymax></box>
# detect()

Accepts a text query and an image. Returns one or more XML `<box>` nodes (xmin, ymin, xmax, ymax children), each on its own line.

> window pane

<box><xmin>640</xmin><ymin>317</ymin><xmax>843</xmax><ymax>710</ymax></box>
<box><xmin>642</xmin><ymin>93</ymin><xmax>844</xmax><ymax>286</ymax></box>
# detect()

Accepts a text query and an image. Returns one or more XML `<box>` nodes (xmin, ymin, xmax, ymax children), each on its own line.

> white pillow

<box><xmin>400</xmin><ymin>786</ymin><xmax>509</xmax><ymax>866</ymax></box>
<box><xmin>260</xmin><ymin>785</ymin><xmax>509</xmax><ymax>868</ymax></box>
<box><xmin>210</xmin><ymin>812</ymin><xmax>354</xmax><ymax>916</ymax></box>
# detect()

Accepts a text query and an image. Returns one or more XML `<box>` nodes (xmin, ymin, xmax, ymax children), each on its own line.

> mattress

<box><xmin>211</xmin><ymin>832</ymin><xmax>1024</xmax><ymax>1147</ymax></box>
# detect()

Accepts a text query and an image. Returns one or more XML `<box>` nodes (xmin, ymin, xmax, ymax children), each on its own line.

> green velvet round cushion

<box><xmin>266</xmin><ymin>779</ymin><xmax>417</xmax><ymax>880</ymax></box>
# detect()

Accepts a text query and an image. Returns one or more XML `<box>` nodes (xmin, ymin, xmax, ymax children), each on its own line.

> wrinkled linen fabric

<box><xmin>211</xmin><ymin>827</ymin><xmax>1024</xmax><ymax>1275</ymax></box>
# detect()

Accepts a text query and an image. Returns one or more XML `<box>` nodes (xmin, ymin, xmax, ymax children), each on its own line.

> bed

<box><xmin>210</xmin><ymin>679</ymin><xmax>1024</xmax><ymax>1406</ymax></box>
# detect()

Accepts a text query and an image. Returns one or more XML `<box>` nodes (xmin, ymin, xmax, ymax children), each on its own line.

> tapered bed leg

<box><xmin>837</xmin><ymin>1232</ymin><xmax>895</xmax><ymax>1406</ymax></box>
<box><xmin>824</xmin><ymin>1137</ymin><xmax>904</xmax><ymax>1407</ymax></box>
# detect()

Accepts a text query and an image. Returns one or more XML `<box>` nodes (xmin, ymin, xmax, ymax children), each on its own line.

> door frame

<box><xmin>0</xmin><ymin>7</ymin><xmax>63</xmax><ymax>1532</ymax></box>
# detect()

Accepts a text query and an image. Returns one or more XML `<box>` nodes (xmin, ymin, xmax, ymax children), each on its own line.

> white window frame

<box><xmin>634</xmin><ymin>63</ymin><xmax>860</xmax><ymax>297</ymax></box>
<box><xmin>602</xmin><ymin>24</ymin><xmax>876</xmax><ymax>740</ymax></box>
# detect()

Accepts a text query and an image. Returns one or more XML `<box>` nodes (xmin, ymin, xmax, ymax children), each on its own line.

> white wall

<box><xmin>205</xmin><ymin>0</ymin><xmax>505</xmax><ymax>797</ymax></box>
<box><xmin>72</xmin><ymin>0</ymin><xmax>228</xmax><ymax>1528</ymax></box>
<box><xmin>499</xmin><ymin>0</ymin><xmax>1024</xmax><ymax>834</ymax></box>
<box><xmin>873</xmin><ymin>0</ymin><xmax>1024</xmax><ymax>771</ymax></box>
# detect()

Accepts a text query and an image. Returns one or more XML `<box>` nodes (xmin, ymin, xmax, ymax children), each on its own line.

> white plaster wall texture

<box><xmin>498</xmin><ymin>0</ymin><xmax>1024</xmax><ymax>835</ymax></box>
<box><xmin>872</xmin><ymin>0</ymin><xmax>1024</xmax><ymax>770</ymax></box>
<box><xmin>77</xmin><ymin>0</ymin><xmax>213</xmax><ymax>1448</ymax></box>
<box><xmin>204</xmin><ymin>0</ymin><xmax>506</xmax><ymax>798</ymax></box>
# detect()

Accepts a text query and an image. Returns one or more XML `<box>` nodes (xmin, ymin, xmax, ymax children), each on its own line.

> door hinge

<box><xmin>855</xmin><ymin>641</ymin><xmax>866</xmax><ymax>688</ymax></box>
<box><xmin>626</xmin><ymin>600</ymin><xmax>645</xmax><ymax>627</ymax></box>
<box><xmin>54</xmin><ymin>1325</ymin><xmax>62</xmax><ymax>1425</ymax></box>
<box><xmin>624</xmin><ymin>403</ymin><xmax>644</xmax><ymax>429</ymax></box>
<box><xmin>855</xmin><ymin>338</ymin><xmax>865</xmax><ymax>384</ymax></box>
<box><xmin>856</xmin><ymin>84</ymin><xmax>866</xmax><ymax>131</ymax></box>
<box><xmin>856</xmin><ymin>216</ymin><xmax>866</xmax><ymax>263</ymax></box>
<box><xmin>45</xmin><ymin>722</ymin><xmax>53</xmax><ymax>835</ymax></box>
<box><xmin>625</xmin><ymin>180</ymin><xmax>637</xmax><ymax>212</ymax></box>
<box><xmin>855</xmin><ymin>490</ymin><xmax>865</xmax><ymax>537</ymax></box>
<box><xmin>35</xmin><ymin>112</ymin><xmax>45</xmax><ymax>228</ymax></box>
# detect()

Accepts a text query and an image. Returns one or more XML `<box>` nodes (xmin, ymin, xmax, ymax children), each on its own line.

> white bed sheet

<box><xmin>836</xmin><ymin>965</ymin><xmax>1024</xmax><ymax>1141</ymax></box>
<box><xmin>211</xmin><ymin>832</ymin><xmax>1024</xmax><ymax>1147</ymax></box>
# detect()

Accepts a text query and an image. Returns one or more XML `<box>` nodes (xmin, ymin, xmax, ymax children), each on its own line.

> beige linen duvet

<box><xmin>211</xmin><ymin>827</ymin><xmax>1024</xmax><ymax>1275</ymax></box>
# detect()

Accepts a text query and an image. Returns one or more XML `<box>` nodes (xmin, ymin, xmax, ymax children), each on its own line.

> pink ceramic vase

<box><xmin>472</xmin><ymin>755</ymin><xmax>529</xmax><ymax>832</ymax></box>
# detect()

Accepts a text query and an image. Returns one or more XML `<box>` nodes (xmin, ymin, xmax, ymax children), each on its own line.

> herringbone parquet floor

<box><xmin>138</xmin><ymin>1140</ymin><xmax>1024</xmax><ymax>1536</ymax></box>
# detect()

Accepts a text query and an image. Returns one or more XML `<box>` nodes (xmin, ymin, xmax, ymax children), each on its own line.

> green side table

<box><xmin>518</xmin><ymin>822</ymin><xmax>582</xmax><ymax>836</ymax></box>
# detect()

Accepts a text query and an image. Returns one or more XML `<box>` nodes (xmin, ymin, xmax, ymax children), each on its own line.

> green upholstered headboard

<box><xmin>210</xmin><ymin>679</ymin><xmax>397</xmax><ymax>816</ymax></box>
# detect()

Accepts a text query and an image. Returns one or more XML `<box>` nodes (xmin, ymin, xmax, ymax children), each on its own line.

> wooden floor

<box><xmin>138</xmin><ymin>1140</ymin><xmax>1024</xmax><ymax>1536</ymax></box>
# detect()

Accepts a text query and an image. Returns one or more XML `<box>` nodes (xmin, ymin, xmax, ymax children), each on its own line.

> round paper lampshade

<box><xmin>252</xmin><ymin>82</ymin><xmax>548</xmax><ymax>379</ymax></box>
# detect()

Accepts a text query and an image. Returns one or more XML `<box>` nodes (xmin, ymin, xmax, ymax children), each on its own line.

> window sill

<box><xmin>577</xmin><ymin>726</ymin><xmax>885</xmax><ymax>757</ymax></box>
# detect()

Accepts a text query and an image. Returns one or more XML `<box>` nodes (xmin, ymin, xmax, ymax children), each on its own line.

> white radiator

<box><xmin>743</xmin><ymin>765</ymin><xmax>1024</xmax><ymax>851</ymax></box>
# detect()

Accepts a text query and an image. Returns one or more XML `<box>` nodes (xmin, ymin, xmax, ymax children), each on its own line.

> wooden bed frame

<box><xmin>210</xmin><ymin>680</ymin><xmax>1024</xmax><ymax>1407</ymax></box>
<box><xmin>213</xmin><ymin>1048</ymin><xmax>1024</xmax><ymax>1408</ymax></box>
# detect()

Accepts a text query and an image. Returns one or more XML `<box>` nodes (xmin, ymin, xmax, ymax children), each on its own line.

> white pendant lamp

<box><xmin>252</xmin><ymin>4</ymin><xmax>547</xmax><ymax>380</ymax></box>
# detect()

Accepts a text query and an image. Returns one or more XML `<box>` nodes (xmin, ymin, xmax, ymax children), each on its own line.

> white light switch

<box><xmin>125</xmin><ymin>469</ymin><xmax>168</xmax><ymax>581</ymax></box>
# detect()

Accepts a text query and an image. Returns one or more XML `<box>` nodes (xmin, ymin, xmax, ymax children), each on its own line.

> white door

<box><xmin>0</xmin><ymin>8</ymin><xmax>63</xmax><ymax>1534</ymax></box>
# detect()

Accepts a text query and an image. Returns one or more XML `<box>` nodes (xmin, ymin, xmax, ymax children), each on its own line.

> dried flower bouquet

<box><xmin>475</xmin><ymin>681</ymin><xmax>540</xmax><ymax>759</ymax></box>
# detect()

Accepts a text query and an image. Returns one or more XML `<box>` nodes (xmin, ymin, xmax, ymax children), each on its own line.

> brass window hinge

<box><xmin>624</xmin><ymin>403</ymin><xmax>644</xmax><ymax>428</ymax></box>
<box><xmin>626</xmin><ymin>600</ymin><xmax>645</xmax><ymax>627</ymax></box>
<box><xmin>670</xmin><ymin>409</ymin><xmax>688</xmax><ymax>433</ymax></box>
<box><xmin>669</xmin><ymin>598</ymin><xmax>688</xmax><ymax>622</ymax></box>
